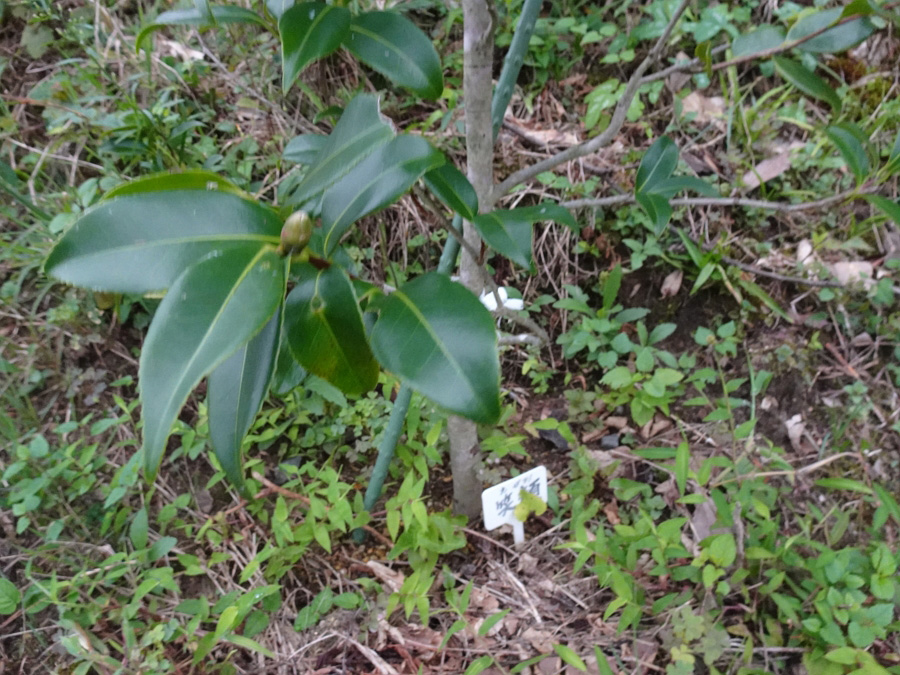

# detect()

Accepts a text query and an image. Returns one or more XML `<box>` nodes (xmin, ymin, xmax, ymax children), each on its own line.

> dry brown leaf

<box><xmin>468</xmin><ymin>586</ymin><xmax>500</xmax><ymax>613</ymax></box>
<box><xmin>666</xmin><ymin>52</ymin><xmax>693</xmax><ymax>93</ymax></box>
<box><xmin>386</xmin><ymin>624</ymin><xmax>443</xmax><ymax>656</ymax></box>
<box><xmin>603</xmin><ymin>500</ymin><xmax>621</xmax><ymax>525</ymax></box>
<box><xmin>523</xmin><ymin>627</ymin><xmax>555</xmax><ymax>653</ymax></box>
<box><xmin>517</xmin><ymin>553</ymin><xmax>539</xmax><ymax>576</ymax></box>
<box><xmin>655</xmin><ymin>477</ymin><xmax>679</xmax><ymax>509</ymax></box>
<box><xmin>742</xmin><ymin>154</ymin><xmax>792</xmax><ymax>190</ymax></box>
<box><xmin>829</xmin><ymin>261</ymin><xmax>875</xmax><ymax>288</ymax></box>
<box><xmin>605</xmin><ymin>416</ymin><xmax>629</xmax><ymax>430</ymax></box>
<box><xmin>660</xmin><ymin>269</ymin><xmax>683</xmax><ymax>298</ymax></box>
<box><xmin>633</xmin><ymin>638</ymin><xmax>660</xmax><ymax>675</ymax></box>
<box><xmin>366</xmin><ymin>561</ymin><xmax>405</xmax><ymax>594</ymax></box>
<box><xmin>680</xmin><ymin>91</ymin><xmax>726</xmax><ymax>128</ymax></box>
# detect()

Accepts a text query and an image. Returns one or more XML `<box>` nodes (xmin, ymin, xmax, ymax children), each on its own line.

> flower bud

<box><xmin>280</xmin><ymin>211</ymin><xmax>313</xmax><ymax>254</ymax></box>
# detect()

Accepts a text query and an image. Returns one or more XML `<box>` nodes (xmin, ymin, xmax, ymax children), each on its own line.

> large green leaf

<box><xmin>370</xmin><ymin>273</ymin><xmax>500</xmax><ymax>424</ymax></box>
<box><xmin>773</xmin><ymin>56</ymin><xmax>841</xmax><ymax>113</ymax></box>
<box><xmin>267</xmin><ymin>0</ymin><xmax>295</xmax><ymax>20</ymax></box>
<box><xmin>283</xmin><ymin>263</ymin><xmax>378</xmax><ymax>396</ymax></box>
<box><xmin>320</xmin><ymin>135</ymin><xmax>443</xmax><ymax>255</ymax></box>
<box><xmin>650</xmin><ymin>176</ymin><xmax>720</xmax><ymax>198</ymax></box>
<box><xmin>635</xmin><ymin>192</ymin><xmax>673</xmax><ymax>234</ymax></box>
<box><xmin>136</xmin><ymin>6</ymin><xmax>266</xmax><ymax>51</ymax></box>
<box><xmin>280</xmin><ymin>3</ymin><xmax>350</xmax><ymax>93</ymax></box>
<box><xmin>731</xmin><ymin>24</ymin><xmax>785</xmax><ymax>58</ymax></box>
<box><xmin>825</xmin><ymin>123</ymin><xmax>870</xmax><ymax>182</ymax></box>
<box><xmin>45</xmin><ymin>190</ymin><xmax>281</xmax><ymax>293</ymax></box>
<box><xmin>286</xmin><ymin>94</ymin><xmax>394</xmax><ymax>207</ymax></box>
<box><xmin>635</xmin><ymin>136</ymin><xmax>678</xmax><ymax>194</ymax></box>
<box><xmin>103</xmin><ymin>170</ymin><xmax>248</xmax><ymax>200</ymax></box>
<box><xmin>283</xmin><ymin>133</ymin><xmax>327</xmax><ymax>165</ymax></box>
<box><xmin>509</xmin><ymin>202</ymin><xmax>577</xmax><ymax>230</ymax></box>
<box><xmin>208</xmin><ymin>299</ymin><xmax>284</xmax><ymax>493</ymax></box>
<box><xmin>271</xmin><ymin>328</ymin><xmax>307</xmax><ymax>395</ymax></box>
<box><xmin>787</xmin><ymin>7</ymin><xmax>875</xmax><ymax>53</ymax></box>
<box><xmin>472</xmin><ymin>203</ymin><xmax>574</xmax><ymax>271</ymax></box>
<box><xmin>344</xmin><ymin>11</ymin><xmax>443</xmax><ymax>100</ymax></box>
<box><xmin>140</xmin><ymin>246</ymin><xmax>284</xmax><ymax>479</ymax></box>
<box><xmin>423</xmin><ymin>163</ymin><xmax>478</xmax><ymax>221</ymax></box>
<box><xmin>46</xmin><ymin>191</ymin><xmax>280</xmax><ymax>293</ymax></box>
<box><xmin>472</xmin><ymin>210</ymin><xmax>535</xmax><ymax>272</ymax></box>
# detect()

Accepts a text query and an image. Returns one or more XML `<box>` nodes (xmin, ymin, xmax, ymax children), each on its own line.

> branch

<box><xmin>490</xmin><ymin>0</ymin><xmax>692</xmax><ymax>205</ymax></box>
<box><xmin>561</xmin><ymin>188</ymin><xmax>861</xmax><ymax>211</ymax></box>
<box><xmin>642</xmin><ymin>5</ymin><xmax>900</xmax><ymax>84</ymax></box>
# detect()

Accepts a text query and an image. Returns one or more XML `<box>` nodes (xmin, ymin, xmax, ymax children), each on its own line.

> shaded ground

<box><xmin>2</xmin><ymin>2</ymin><xmax>900</xmax><ymax>674</ymax></box>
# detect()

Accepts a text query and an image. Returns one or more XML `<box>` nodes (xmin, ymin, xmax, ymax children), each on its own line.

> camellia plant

<box><xmin>44</xmin><ymin>1</ymin><xmax>575</xmax><ymax>498</ymax></box>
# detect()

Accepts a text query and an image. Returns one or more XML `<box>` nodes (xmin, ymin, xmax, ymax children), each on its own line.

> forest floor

<box><xmin>2</xmin><ymin>2</ymin><xmax>900</xmax><ymax>674</ymax></box>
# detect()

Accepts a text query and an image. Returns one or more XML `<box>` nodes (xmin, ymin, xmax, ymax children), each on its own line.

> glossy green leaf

<box><xmin>472</xmin><ymin>209</ymin><xmax>535</xmax><ymax>271</ymax></box>
<box><xmin>370</xmin><ymin>273</ymin><xmax>500</xmax><ymax>424</ymax></box>
<box><xmin>266</xmin><ymin>0</ymin><xmax>295</xmax><ymax>20</ymax></box>
<box><xmin>137</xmin><ymin>6</ymin><xmax>266</xmax><ymax>51</ymax></box>
<box><xmin>321</xmin><ymin>135</ymin><xmax>443</xmax><ymax>255</ymax></box>
<box><xmin>280</xmin><ymin>3</ymin><xmax>350</xmax><ymax>93</ymax></box>
<box><xmin>283</xmin><ymin>133</ymin><xmax>327</xmax><ymax>165</ymax></box>
<box><xmin>194</xmin><ymin>0</ymin><xmax>213</xmax><ymax>23</ymax></box>
<box><xmin>773</xmin><ymin>56</ymin><xmax>841</xmax><ymax>112</ymax></box>
<box><xmin>208</xmin><ymin>300</ymin><xmax>284</xmax><ymax>493</ymax></box>
<box><xmin>271</xmin><ymin>329</ymin><xmax>307</xmax><ymax>395</ymax></box>
<box><xmin>140</xmin><ymin>246</ymin><xmax>284</xmax><ymax>479</ymax></box>
<box><xmin>635</xmin><ymin>136</ymin><xmax>678</xmax><ymax>194</ymax></box>
<box><xmin>103</xmin><ymin>170</ymin><xmax>247</xmax><ymax>200</ymax></box>
<box><xmin>636</xmin><ymin>191</ymin><xmax>673</xmax><ymax>234</ymax></box>
<box><xmin>787</xmin><ymin>8</ymin><xmax>875</xmax><ymax>53</ymax></box>
<box><xmin>283</xmin><ymin>263</ymin><xmax>378</xmax><ymax>396</ymax></box>
<box><xmin>286</xmin><ymin>94</ymin><xmax>394</xmax><ymax>207</ymax></box>
<box><xmin>509</xmin><ymin>202</ymin><xmax>577</xmax><ymax>230</ymax></box>
<box><xmin>863</xmin><ymin>195</ymin><xmax>900</xmax><ymax>225</ymax></box>
<box><xmin>45</xmin><ymin>190</ymin><xmax>281</xmax><ymax>293</ymax></box>
<box><xmin>731</xmin><ymin>24</ymin><xmax>785</xmax><ymax>58</ymax></box>
<box><xmin>472</xmin><ymin>203</ymin><xmax>573</xmax><ymax>271</ymax></box>
<box><xmin>647</xmin><ymin>176</ymin><xmax>719</xmax><ymax>198</ymax></box>
<box><xmin>423</xmin><ymin>163</ymin><xmax>478</xmax><ymax>221</ymax></box>
<box><xmin>825</xmin><ymin>124</ymin><xmax>870</xmax><ymax>182</ymax></box>
<box><xmin>344</xmin><ymin>11</ymin><xmax>443</xmax><ymax>100</ymax></box>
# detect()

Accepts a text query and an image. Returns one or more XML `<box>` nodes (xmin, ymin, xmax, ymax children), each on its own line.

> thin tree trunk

<box><xmin>449</xmin><ymin>0</ymin><xmax>495</xmax><ymax>520</ymax></box>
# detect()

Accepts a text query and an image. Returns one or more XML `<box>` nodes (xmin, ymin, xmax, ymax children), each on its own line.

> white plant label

<box><xmin>481</xmin><ymin>465</ymin><xmax>548</xmax><ymax>544</ymax></box>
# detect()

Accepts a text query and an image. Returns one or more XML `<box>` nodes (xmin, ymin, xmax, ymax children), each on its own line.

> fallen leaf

<box><xmin>680</xmin><ymin>91</ymin><xmax>727</xmax><ymax>128</ymax></box>
<box><xmin>784</xmin><ymin>414</ymin><xmax>806</xmax><ymax>453</ymax></box>
<box><xmin>604</xmin><ymin>416</ymin><xmax>629</xmax><ymax>430</ymax></box>
<box><xmin>742</xmin><ymin>154</ymin><xmax>792</xmax><ymax>190</ymax></box>
<box><xmin>366</xmin><ymin>561</ymin><xmax>405</xmax><ymax>594</ymax></box>
<box><xmin>603</xmin><ymin>501</ymin><xmax>621</xmax><ymax>525</ymax></box>
<box><xmin>796</xmin><ymin>239</ymin><xmax>816</xmax><ymax>267</ymax></box>
<box><xmin>523</xmin><ymin>627</ymin><xmax>554</xmax><ymax>653</ymax></box>
<box><xmin>666</xmin><ymin>52</ymin><xmax>693</xmax><ymax>93</ymax></box>
<box><xmin>828</xmin><ymin>261</ymin><xmax>875</xmax><ymax>288</ymax></box>
<box><xmin>660</xmin><ymin>269</ymin><xmax>683</xmax><ymax>298</ymax></box>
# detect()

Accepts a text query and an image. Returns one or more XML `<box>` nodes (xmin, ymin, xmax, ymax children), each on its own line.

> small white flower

<box><xmin>480</xmin><ymin>287</ymin><xmax>524</xmax><ymax>311</ymax></box>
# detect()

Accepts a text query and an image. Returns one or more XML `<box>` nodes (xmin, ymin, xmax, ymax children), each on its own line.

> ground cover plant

<box><xmin>1</xmin><ymin>0</ymin><xmax>900</xmax><ymax>673</ymax></box>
